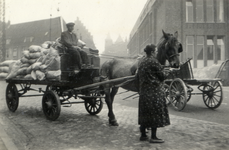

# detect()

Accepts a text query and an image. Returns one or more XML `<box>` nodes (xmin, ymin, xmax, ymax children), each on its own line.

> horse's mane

<box><xmin>156</xmin><ymin>36</ymin><xmax>167</xmax><ymax>65</ymax></box>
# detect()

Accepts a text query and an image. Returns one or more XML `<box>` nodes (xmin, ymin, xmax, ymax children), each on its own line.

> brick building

<box><xmin>127</xmin><ymin>0</ymin><xmax>229</xmax><ymax>68</ymax></box>
<box><xmin>74</xmin><ymin>17</ymin><xmax>96</xmax><ymax>49</ymax></box>
<box><xmin>5</xmin><ymin>17</ymin><xmax>66</xmax><ymax>60</ymax></box>
<box><xmin>4</xmin><ymin>17</ymin><xmax>97</xmax><ymax>60</ymax></box>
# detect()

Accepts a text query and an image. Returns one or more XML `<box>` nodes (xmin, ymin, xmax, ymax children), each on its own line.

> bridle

<box><xmin>165</xmin><ymin>40</ymin><xmax>181</xmax><ymax>59</ymax></box>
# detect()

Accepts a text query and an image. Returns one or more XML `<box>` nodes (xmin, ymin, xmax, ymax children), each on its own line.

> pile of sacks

<box><xmin>193</xmin><ymin>64</ymin><xmax>221</xmax><ymax>79</ymax></box>
<box><xmin>0</xmin><ymin>60</ymin><xmax>17</xmax><ymax>78</ymax></box>
<box><xmin>4</xmin><ymin>41</ymin><xmax>61</xmax><ymax>81</ymax></box>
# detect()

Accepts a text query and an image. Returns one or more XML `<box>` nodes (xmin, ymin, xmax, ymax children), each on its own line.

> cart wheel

<box><xmin>42</xmin><ymin>90</ymin><xmax>61</xmax><ymax>121</ymax></box>
<box><xmin>187</xmin><ymin>91</ymin><xmax>191</xmax><ymax>102</ymax></box>
<box><xmin>169</xmin><ymin>78</ymin><xmax>187</xmax><ymax>111</ymax></box>
<box><xmin>85</xmin><ymin>93</ymin><xmax>103</xmax><ymax>115</ymax></box>
<box><xmin>164</xmin><ymin>84</ymin><xmax>171</xmax><ymax>105</ymax></box>
<box><xmin>202</xmin><ymin>81</ymin><xmax>223</xmax><ymax>109</ymax></box>
<box><xmin>186</xmin><ymin>85</ymin><xmax>193</xmax><ymax>102</ymax></box>
<box><xmin>5</xmin><ymin>83</ymin><xmax>19</xmax><ymax>112</ymax></box>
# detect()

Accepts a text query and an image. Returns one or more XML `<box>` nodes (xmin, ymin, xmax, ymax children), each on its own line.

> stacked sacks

<box><xmin>21</xmin><ymin>45</ymin><xmax>42</xmax><ymax>64</ymax></box>
<box><xmin>0</xmin><ymin>60</ymin><xmax>16</xmax><ymax>78</ymax></box>
<box><xmin>24</xmin><ymin>46</ymin><xmax>60</xmax><ymax>80</ymax></box>
<box><xmin>5</xmin><ymin>42</ymin><xmax>61</xmax><ymax>80</ymax></box>
<box><xmin>6</xmin><ymin>60</ymin><xmax>23</xmax><ymax>79</ymax></box>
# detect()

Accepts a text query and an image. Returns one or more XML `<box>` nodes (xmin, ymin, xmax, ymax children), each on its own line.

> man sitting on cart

<box><xmin>60</xmin><ymin>22</ymin><xmax>89</xmax><ymax>74</ymax></box>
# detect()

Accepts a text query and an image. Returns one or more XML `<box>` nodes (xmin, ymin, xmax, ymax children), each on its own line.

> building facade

<box><xmin>5</xmin><ymin>17</ymin><xmax>66</xmax><ymax>60</ymax></box>
<box><xmin>101</xmin><ymin>34</ymin><xmax>128</xmax><ymax>64</ymax></box>
<box><xmin>74</xmin><ymin>17</ymin><xmax>96</xmax><ymax>49</ymax></box>
<box><xmin>128</xmin><ymin>0</ymin><xmax>229</xmax><ymax>68</ymax></box>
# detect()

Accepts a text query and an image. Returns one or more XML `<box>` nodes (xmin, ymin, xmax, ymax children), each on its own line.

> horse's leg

<box><xmin>107</xmin><ymin>87</ymin><xmax>119</xmax><ymax>126</ymax></box>
<box><xmin>103</xmin><ymin>87</ymin><xmax>118</xmax><ymax>126</ymax></box>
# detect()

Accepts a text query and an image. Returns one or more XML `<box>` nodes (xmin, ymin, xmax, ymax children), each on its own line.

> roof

<box><xmin>6</xmin><ymin>17</ymin><xmax>66</xmax><ymax>48</ymax></box>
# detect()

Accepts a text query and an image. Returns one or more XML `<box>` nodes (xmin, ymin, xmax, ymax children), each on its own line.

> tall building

<box><xmin>103</xmin><ymin>34</ymin><xmax>128</xmax><ymax>57</ymax></box>
<box><xmin>74</xmin><ymin>17</ymin><xmax>96</xmax><ymax>49</ymax></box>
<box><xmin>128</xmin><ymin>0</ymin><xmax>229</xmax><ymax>69</ymax></box>
<box><xmin>5</xmin><ymin>17</ymin><xmax>66</xmax><ymax>60</ymax></box>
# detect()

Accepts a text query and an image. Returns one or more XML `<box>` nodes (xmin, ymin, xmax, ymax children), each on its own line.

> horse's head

<box><xmin>157</xmin><ymin>30</ymin><xmax>183</xmax><ymax>68</ymax></box>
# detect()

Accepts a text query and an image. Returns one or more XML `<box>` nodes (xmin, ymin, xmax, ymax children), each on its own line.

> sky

<box><xmin>5</xmin><ymin>0</ymin><xmax>148</xmax><ymax>52</ymax></box>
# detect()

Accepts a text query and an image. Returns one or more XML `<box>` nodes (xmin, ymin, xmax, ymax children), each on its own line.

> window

<box><xmin>206</xmin><ymin>0</ymin><xmax>214</xmax><ymax>22</ymax></box>
<box><xmin>196</xmin><ymin>0</ymin><xmax>204</xmax><ymax>22</ymax></box>
<box><xmin>207</xmin><ymin>36</ymin><xmax>214</xmax><ymax>66</ymax></box>
<box><xmin>217</xmin><ymin>37</ymin><xmax>225</xmax><ymax>64</ymax></box>
<box><xmin>186</xmin><ymin>0</ymin><xmax>193</xmax><ymax>22</ymax></box>
<box><xmin>197</xmin><ymin>36</ymin><xmax>204</xmax><ymax>68</ymax></box>
<box><xmin>30</xmin><ymin>37</ymin><xmax>34</xmax><ymax>42</ymax></box>
<box><xmin>6</xmin><ymin>39</ymin><xmax>11</xmax><ymax>44</ymax></box>
<box><xmin>216</xmin><ymin>0</ymin><xmax>224</xmax><ymax>22</ymax></box>
<box><xmin>186</xmin><ymin>36</ymin><xmax>194</xmax><ymax>67</ymax></box>
<box><xmin>13</xmin><ymin>49</ymin><xmax>17</xmax><ymax>57</ymax></box>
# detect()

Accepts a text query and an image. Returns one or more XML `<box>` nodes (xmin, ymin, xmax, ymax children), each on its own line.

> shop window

<box><xmin>196</xmin><ymin>0</ymin><xmax>204</xmax><ymax>22</ymax></box>
<box><xmin>13</xmin><ymin>49</ymin><xmax>17</xmax><ymax>58</ymax></box>
<box><xmin>197</xmin><ymin>36</ymin><xmax>204</xmax><ymax>68</ymax></box>
<box><xmin>6</xmin><ymin>39</ymin><xmax>11</xmax><ymax>44</ymax></box>
<box><xmin>206</xmin><ymin>0</ymin><xmax>214</xmax><ymax>22</ymax></box>
<box><xmin>186</xmin><ymin>0</ymin><xmax>193</xmax><ymax>22</ymax></box>
<box><xmin>207</xmin><ymin>36</ymin><xmax>214</xmax><ymax>66</ymax></box>
<box><xmin>216</xmin><ymin>0</ymin><xmax>224</xmax><ymax>22</ymax></box>
<box><xmin>186</xmin><ymin>36</ymin><xmax>194</xmax><ymax>67</ymax></box>
<box><xmin>217</xmin><ymin>37</ymin><xmax>225</xmax><ymax>64</ymax></box>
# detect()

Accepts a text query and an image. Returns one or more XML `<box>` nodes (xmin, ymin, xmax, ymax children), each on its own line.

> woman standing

<box><xmin>137</xmin><ymin>44</ymin><xmax>170</xmax><ymax>143</ymax></box>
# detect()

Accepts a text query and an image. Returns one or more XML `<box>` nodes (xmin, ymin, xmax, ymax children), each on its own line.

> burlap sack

<box><xmin>17</xmin><ymin>67</ymin><xmax>28</xmax><ymax>75</ymax></box>
<box><xmin>0</xmin><ymin>66</ymin><xmax>9</xmax><ymax>73</ymax></box>
<box><xmin>6</xmin><ymin>60</ymin><xmax>22</xmax><ymax>80</ymax></box>
<box><xmin>46</xmin><ymin>70</ymin><xmax>61</xmax><ymax>80</ymax></box>
<box><xmin>27</xmin><ymin>59</ymin><xmax>37</xmax><ymax>64</ymax></box>
<box><xmin>24</xmin><ymin>74</ymin><xmax>33</xmax><ymax>80</ymax></box>
<box><xmin>28</xmin><ymin>45</ymin><xmax>41</xmax><ymax>53</ymax></box>
<box><xmin>0</xmin><ymin>60</ymin><xmax>16</xmax><ymax>67</ymax></box>
<box><xmin>31</xmin><ymin>62</ymin><xmax>42</xmax><ymax>70</ymax></box>
<box><xmin>20</xmin><ymin>63</ymin><xmax>30</xmax><ymax>68</ymax></box>
<box><xmin>0</xmin><ymin>73</ymin><xmax>8</xmax><ymax>78</ymax></box>
<box><xmin>23</xmin><ymin>50</ymin><xmax>30</xmax><ymax>59</ymax></box>
<box><xmin>26</xmin><ymin>66</ymin><xmax>32</xmax><ymax>74</ymax></box>
<box><xmin>29</xmin><ymin>52</ymin><xmax>41</xmax><ymax>59</ymax></box>
<box><xmin>36</xmin><ymin>70</ymin><xmax>45</xmax><ymax>81</ymax></box>
<box><xmin>31</xmin><ymin>70</ymin><xmax>37</xmax><ymax>80</ymax></box>
<box><xmin>21</xmin><ymin>57</ymin><xmax>29</xmax><ymax>64</ymax></box>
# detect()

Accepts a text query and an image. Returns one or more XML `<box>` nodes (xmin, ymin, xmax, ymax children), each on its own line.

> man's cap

<box><xmin>66</xmin><ymin>22</ymin><xmax>75</xmax><ymax>27</ymax></box>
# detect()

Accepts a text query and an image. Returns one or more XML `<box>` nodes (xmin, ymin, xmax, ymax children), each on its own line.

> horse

<box><xmin>100</xmin><ymin>30</ymin><xmax>183</xmax><ymax>126</ymax></box>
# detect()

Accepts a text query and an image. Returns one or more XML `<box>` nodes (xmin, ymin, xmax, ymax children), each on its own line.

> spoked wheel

<box><xmin>5</xmin><ymin>83</ymin><xmax>19</xmax><ymax>112</ymax></box>
<box><xmin>42</xmin><ymin>90</ymin><xmax>61</xmax><ymax>121</ymax></box>
<box><xmin>164</xmin><ymin>84</ymin><xmax>171</xmax><ymax>105</ymax></box>
<box><xmin>186</xmin><ymin>85</ymin><xmax>193</xmax><ymax>102</ymax></box>
<box><xmin>169</xmin><ymin>78</ymin><xmax>188</xmax><ymax>111</ymax></box>
<box><xmin>202</xmin><ymin>81</ymin><xmax>223</xmax><ymax>109</ymax></box>
<box><xmin>84</xmin><ymin>93</ymin><xmax>103</xmax><ymax>115</ymax></box>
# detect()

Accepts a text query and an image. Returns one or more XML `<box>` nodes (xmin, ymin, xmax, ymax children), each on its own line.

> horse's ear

<box><xmin>162</xmin><ymin>30</ymin><xmax>169</xmax><ymax>40</ymax></box>
<box><xmin>174</xmin><ymin>31</ymin><xmax>178</xmax><ymax>39</ymax></box>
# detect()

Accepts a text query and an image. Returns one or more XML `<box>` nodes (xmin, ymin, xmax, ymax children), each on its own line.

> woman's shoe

<box><xmin>149</xmin><ymin>138</ymin><xmax>164</xmax><ymax>143</ymax></box>
<box><xmin>140</xmin><ymin>135</ymin><xmax>149</xmax><ymax>141</ymax></box>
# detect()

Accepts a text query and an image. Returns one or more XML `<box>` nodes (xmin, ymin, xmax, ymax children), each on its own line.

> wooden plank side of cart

<box><xmin>5</xmin><ymin>75</ymin><xmax>136</xmax><ymax>90</ymax></box>
<box><xmin>165</xmin><ymin>78</ymin><xmax>222</xmax><ymax>85</ymax></box>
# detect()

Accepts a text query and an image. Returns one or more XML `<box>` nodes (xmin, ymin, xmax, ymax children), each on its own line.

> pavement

<box><xmin>0</xmin><ymin>81</ymin><xmax>229</xmax><ymax>150</ymax></box>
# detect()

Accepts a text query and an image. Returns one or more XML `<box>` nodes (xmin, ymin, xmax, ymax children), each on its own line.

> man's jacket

<box><xmin>60</xmin><ymin>31</ymin><xmax>78</xmax><ymax>48</ymax></box>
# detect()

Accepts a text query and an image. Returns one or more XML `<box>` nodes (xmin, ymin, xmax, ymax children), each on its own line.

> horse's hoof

<box><xmin>109</xmin><ymin>119</ymin><xmax>119</xmax><ymax>126</ymax></box>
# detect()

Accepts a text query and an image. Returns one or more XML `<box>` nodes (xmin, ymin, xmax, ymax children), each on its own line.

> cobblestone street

<box><xmin>0</xmin><ymin>81</ymin><xmax>229</xmax><ymax>150</ymax></box>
